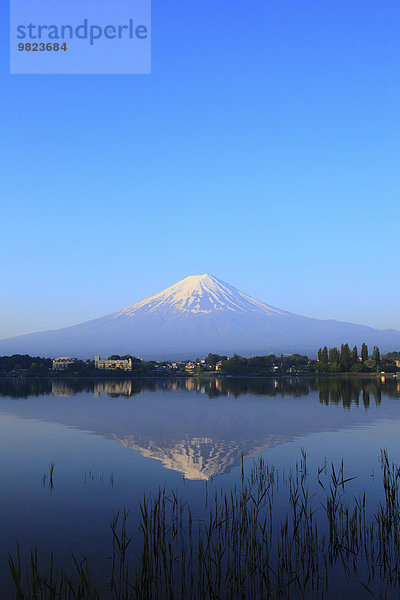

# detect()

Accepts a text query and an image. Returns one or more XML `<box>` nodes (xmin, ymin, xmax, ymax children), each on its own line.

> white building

<box><xmin>52</xmin><ymin>357</ymin><xmax>78</xmax><ymax>371</ymax></box>
<box><xmin>94</xmin><ymin>356</ymin><xmax>132</xmax><ymax>371</ymax></box>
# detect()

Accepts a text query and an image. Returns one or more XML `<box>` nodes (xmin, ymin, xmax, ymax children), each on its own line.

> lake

<box><xmin>1</xmin><ymin>376</ymin><xmax>400</xmax><ymax>598</ymax></box>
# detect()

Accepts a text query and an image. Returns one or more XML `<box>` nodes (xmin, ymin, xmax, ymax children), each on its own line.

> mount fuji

<box><xmin>1</xmin><ymin>273</ymin><xmax>400</xmax><ymax>359</ymax></box>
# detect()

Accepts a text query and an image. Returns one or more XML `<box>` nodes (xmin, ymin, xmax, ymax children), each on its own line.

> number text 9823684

<box><xmin>18</xmin><ymin>43</ymin><xmax>67</xmax><ymax>52</ymax></box>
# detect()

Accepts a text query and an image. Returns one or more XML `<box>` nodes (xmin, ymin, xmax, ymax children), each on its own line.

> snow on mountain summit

<box><xmin>115</xmin><ymin>274</ymin><xmax>285</xmax><ymax>318</ymax></box>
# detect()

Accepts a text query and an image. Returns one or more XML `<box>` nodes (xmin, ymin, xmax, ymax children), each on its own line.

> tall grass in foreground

<box><xmin>8</xmin><ymin>450</ymin><xmax>400</xmax><ymax>599</ymax></box>
<box><xmin>41</xmin><ymin>462</ymin><xmax>55</xmax><ymax>491</ymax></box>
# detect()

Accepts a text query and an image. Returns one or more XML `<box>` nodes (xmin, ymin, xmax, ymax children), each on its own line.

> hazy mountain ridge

<box><xmin>0</xmin><ymin>273</ymin><xmax>399</xmax><ymax>359</ymax></box>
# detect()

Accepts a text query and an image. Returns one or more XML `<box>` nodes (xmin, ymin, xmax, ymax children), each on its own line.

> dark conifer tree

<box><xmin>361</xmin><ymin>343</ymin><xmax>368</xmax><ymax>362</ymax></box>
<box><xmin>340</xmin><ymin>343</ymin><xmax>352</xmax><ymax>371</ymax></box>
<box><xmin>317</xmin><ymin>348</ymin><xmax>322</xmax><ymax>361</ymax></box>
<box><xmin>372</xmin><ymin>346</ymin><xmax>381</xmax><ymax>363</ymax></box>
<box><xmin>329</xmin><ymin>347</ymin><xmax>340</xmax><ymax>364</ymax></box>
<box><xmin>351</xmin><ymin>345</ymin><xmax>358</xmax><ymax>365</ymax></box>
<box><xmin>321</xmin><ymin>346</ymin><xmax>329</xmax><ymax>363</ymax></box>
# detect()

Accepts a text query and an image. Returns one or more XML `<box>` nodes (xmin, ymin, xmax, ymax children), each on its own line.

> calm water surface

<box><xmin>1</xmin><ymin>376</ymin><xmax>400</xmax><ymax>597</ymax></box>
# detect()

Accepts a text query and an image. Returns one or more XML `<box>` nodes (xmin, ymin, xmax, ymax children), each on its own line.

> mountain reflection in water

<box><xmin>0</xmin><ymin>377</ymin><xmax>399</xmax><ymax>480</ymax></box>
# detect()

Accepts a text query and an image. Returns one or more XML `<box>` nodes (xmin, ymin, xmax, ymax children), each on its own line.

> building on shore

<box><xmin>52</xmin><ymin>357</ymin><xmax>78</xmax><ymax>371</ymax></box>
<box><xmin>94</xmin><ymin>356</ymin><xmax>132</xmax><ymax>371</ymax></box>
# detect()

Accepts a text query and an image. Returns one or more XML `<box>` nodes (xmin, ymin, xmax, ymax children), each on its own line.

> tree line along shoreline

<box><xmin>0</xmin><ymin>343</ymin><xmax>399</xmax><ymax>378</ymax></box>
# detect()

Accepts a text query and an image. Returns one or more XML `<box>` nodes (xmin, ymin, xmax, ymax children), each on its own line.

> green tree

<box><xmin>321</xmin><ymin>346</ymin><xmax>328</xmax><ymax>363</ymax></box>
<box><xmin>372</xmin><ymin>346</ymin><xmax>381</xmax><ymax>364</ymax></box>
<box><xmin>364</xmin><ymin>358</ymin><xmax>376</xmax><ymax>372</ymax></box>
<box><xmin>340</xmin><ymin>343</ymin><xmax>352</xmax><ymax>372</ymax></box>
<box><xmin>205</xmin><ymin>353</ymin><xmax>227</xmax><ymax>368</ymax></box>
<box><xmin>361</xmin><ymin>343</ymin><xmax>368</xmax><ymax>362</ymax></box>
<box><xmin>329</xmin><ymin>347</ymin><xmax>340</xmax><ymax>364</ymax></box>
<box><xmin>351</xmin><ymin>345</ymin><xmax>358</xmax><ymax>365</ymax></box>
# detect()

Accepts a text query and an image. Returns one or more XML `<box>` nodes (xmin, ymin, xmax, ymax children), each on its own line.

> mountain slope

<box><xmin>0</xmin><ymin>273</ymin><xmax>399</xmax><ymax>358</ymax></box>
<box><xmin>115</xmin><ymin>274</ymin><xmax>285</xmax><ymax>317</ymax></box>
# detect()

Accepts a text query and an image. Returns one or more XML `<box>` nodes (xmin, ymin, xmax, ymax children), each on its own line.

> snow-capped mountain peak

<box><xmin>115</xmin><ymin>273</ymin><xmax>284</xmax><ymax>318</ymax></box>
<box><xmin>2</xmin><ymin>273</ymin><xmax>400</xmax><ymax>360</ymax></box>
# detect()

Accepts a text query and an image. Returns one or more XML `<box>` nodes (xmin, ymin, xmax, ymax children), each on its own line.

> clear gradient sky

<box><xmin>1</xmin><ymin>0</ymin><xmax>399</xmax><ymax>338</ymax></box>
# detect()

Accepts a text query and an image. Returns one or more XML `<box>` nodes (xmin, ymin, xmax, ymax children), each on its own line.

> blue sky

<box><xmin>1</xmin><ymin>0</ymin><xmax>399</xmax><ymax>338</ymax></box>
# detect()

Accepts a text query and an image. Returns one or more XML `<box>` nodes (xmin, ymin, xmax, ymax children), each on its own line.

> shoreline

<box><xmin>0</xmin><ymin>372</ymin><xmax>397</xmax><ymax>381</ymax></box>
